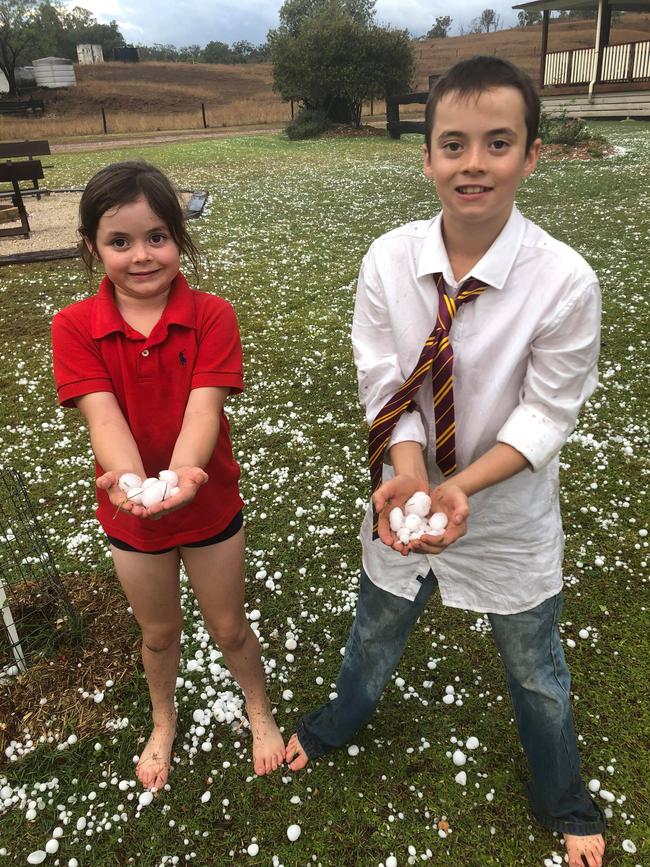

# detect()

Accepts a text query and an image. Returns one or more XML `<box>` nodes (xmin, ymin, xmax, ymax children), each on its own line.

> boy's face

<box><xmin>423</xmin><ymin>86</ymin><xmax>540</xmax><ymax>240</ymax></box>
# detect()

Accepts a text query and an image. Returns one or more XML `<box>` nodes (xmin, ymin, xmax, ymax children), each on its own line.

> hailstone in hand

<box><xmin>404</xmin><ymin>513</ymin><xmax>423</xmax><ymax>532</ymax></box>
<box><xmin>428</xmin><ymin>512</ymin><xmax>448</xmax><ymax>534</ymax></box>
<box><xmin>142</xmin><ymin>482</ymin><xmax>167</xmax><ymax>508</ymax></box>
<box><xmin>158</xmin><ymin>470</ymin><xmax>178</xmax><ymax>486</ymax></box>
<box><xmin>119</xmin><ymin>468</ymin><xmax>180</xmax><ymax>510</ymax></box>
<box><xmin>404</xmin><ymin>491</ymin><xmax>431</xmax><ymax>517</ymax></box>
<box><xmin>118</xmin><ymin>472</ymin><xmax>142</xmax><ymax>494</ymax></box>
<box><xmin>387</xmin><ymin>498</ymin><xmax>448</xmax><ymax>545</ymax></box>
<box><xmin>389</xmin><ymin>507</ymin><xmax>405</xmax><ymax>532</ymax></box>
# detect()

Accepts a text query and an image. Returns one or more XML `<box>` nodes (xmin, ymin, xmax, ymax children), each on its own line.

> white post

<box><xmin>588</xmin><ymin>0</ymin><xmax>605</xmax><ymax>100</ymax></box>
<box><xmin>0</xmin><ymin>576</ymin><xmax>27</xmax><ymax>675</ymax></box>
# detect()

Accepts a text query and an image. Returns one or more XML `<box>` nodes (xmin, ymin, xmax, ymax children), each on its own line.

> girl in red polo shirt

<box><xmin>52</xmin><ymin>160</ymin><xmax>285</xmax><ymax>789</ymax></box>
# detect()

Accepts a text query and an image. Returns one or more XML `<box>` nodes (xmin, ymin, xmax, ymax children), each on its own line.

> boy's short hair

<box><xmin>425</xmin><ymin>56</ymin><xmax>540</xmax><ymax>153</ymax></box>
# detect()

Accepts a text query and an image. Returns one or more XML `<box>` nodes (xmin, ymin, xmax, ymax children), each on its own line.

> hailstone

<box><xmin>286</xmin><ymin>824</ymin><xmax>301</xmax><ymax>842</ymax></box>
<box><xmin>404</xmin><ymin>513</ymin><xmax>423</xmax><ymax>532</ymax></box>
<box><xmin>389</xmin><ymin>507</ymin><xmax>405</xmax><ymax>532</ymax></box>
<box><xmin>404</xmin><ymin>491</ymin><xmax>431</xmax><ymax>517</ymax></box>
<box><xmin>118</xmin><ymin>473</ymin><xmax>142</xmax><ymax>493</ymax></box>
<box><xmin>428</xmin><ymin>512</ymin><xmax>448</xmax><ymax>533</ymax></box>
<box><xmin>158</xmin><ymin>470</ymin><xmax>178</xmax><ymax>486</ymax></box>
<box><xmin>142</xmin><ymin>482</ymin><xmax>166</xmax><ymax>508</ymax></box>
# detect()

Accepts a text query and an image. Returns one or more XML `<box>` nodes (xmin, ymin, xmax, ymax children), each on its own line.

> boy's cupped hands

<box><xmin>373</xmin><ymin>475</ymin><xmax>469</xmax><ymax>556</ymax></box>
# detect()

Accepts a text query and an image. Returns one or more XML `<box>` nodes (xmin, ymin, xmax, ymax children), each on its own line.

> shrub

<box><xmin>285</xmin><ymin>109</ymin><xmax>331</xmax><ymax>140</ymax></box>
<box><xmin>539</xmin><ymin>109</ymin><xmax>590</xmax><ymax>145</ymax></box>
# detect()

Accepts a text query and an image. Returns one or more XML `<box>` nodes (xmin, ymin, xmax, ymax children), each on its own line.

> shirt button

<box><xmin>141</xmin><ymin>349</ymin><xmax>149</xmax><ymax>357</ymax></box>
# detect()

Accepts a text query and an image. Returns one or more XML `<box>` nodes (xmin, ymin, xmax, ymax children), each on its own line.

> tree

<box><xmin>231</xmin><ymin>40</ymin><xmax>255</xmax><ymax>62</ymax></box>
<box><xmin>137</xmin><ymin>43</ymin><xmax>179</xmax><ymax>62</ymax></box>
<box><xmin>427</xmin><ymin>15</ymin><xmax>452</xmax><ymax>38</ymax></box>
<box><xmin>270</xmin><ymin>0</ymin><xmax>413</xmax><ymax>127</ymax></box>
<box><xmin>203</xmin><ymin>40</ymin><xmax>234</xmax><ymax>64</ymax></box>
<box><xmin>517</xmin><ymin>9</ymin><xmax>542</xmax><ymax>27</ymax></box>
<box><xmin>473</xmin><ymin>8</ymin><xmax>502</xmax><ymax>33</ymax></box>
<box><xmin>278</xmin><ymin>0</ymin><xmax>376</xmax><ymax>34</ymax></box>
<box><xmin>0</xmin><ymin>0</ymin><xmax>40</xmax><ymax>95</ymax></box>
<box><xmin>178</xmin><ymin>44</ymin><xmax>202</xmax><ymax>63</ymax></box>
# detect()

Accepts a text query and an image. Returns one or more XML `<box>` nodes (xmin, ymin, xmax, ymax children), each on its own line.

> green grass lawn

<box><xmin>0</xmin><ymin>123</ymin><xmax>648</xmax><ymax>866</ymax></box>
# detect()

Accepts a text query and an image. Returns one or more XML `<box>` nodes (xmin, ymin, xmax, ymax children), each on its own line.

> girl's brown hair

<box><xmin>78</xmin><ymin>160</ymin><xmax>200</xmax><ymax>275</ymax></box>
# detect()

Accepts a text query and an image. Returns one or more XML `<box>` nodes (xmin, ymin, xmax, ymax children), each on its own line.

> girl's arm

<box><xmin>75</xmin><ymin>392</ymin><xmax>149</xmax><ymax>517</ymax></box>
<box><xmin>145</xmin><ymin>386</ymin><xmax>229</xmax><ymax>517</ymax></box>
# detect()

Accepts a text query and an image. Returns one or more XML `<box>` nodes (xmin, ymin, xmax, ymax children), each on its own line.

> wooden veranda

<box><xmin>514</xmin><ymin>0</ymin><xmax>650</xmax><ymax>116</ymax></box>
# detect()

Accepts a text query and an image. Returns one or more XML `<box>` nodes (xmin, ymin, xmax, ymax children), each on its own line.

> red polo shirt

<box><xmin>51</xmin><ymin>272</ymin><xmax>244</xmax><ymax>551</ymax></box>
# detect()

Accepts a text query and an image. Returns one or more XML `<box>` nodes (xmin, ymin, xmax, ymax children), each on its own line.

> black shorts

<box><xmin>106</xmin><ymin>509</ymin><xmax>244</xmax><ymax>555</ymax></box>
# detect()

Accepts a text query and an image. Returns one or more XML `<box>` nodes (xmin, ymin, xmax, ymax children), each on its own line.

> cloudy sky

<box><xmin>68</xmin><ymin>0</ymin><xmax>523</xmax><ymax>48</ymax></box>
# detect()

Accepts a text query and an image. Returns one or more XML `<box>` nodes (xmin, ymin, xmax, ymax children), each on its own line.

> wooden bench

<box><xmin>0</xmin><ymin>99</ymin><xmax>45</xmax><ymax>116</ymax></box>
<box><xmin>0</xmin><ymin>140</ymin><xmax>51</xmax><ymax>200</ymax></box>
<box><xmin>0</xmin><ymin>160</ymin><xmax>44</xmax><ymax>239</ymax></box>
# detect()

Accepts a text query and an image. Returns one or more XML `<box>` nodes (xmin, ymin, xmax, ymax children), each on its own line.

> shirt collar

<box><xmin>416</xmin><ymin>206</ymin><xmax>526</xmax><ymax>291</ymax></box>
<box><xmin>91</xmin><ymin>271</ymin><xmax>195</xmax><ymax>339</ymax></box>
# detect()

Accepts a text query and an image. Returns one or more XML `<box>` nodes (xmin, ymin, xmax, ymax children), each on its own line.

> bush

<box><xmin>285</xmin><ymin>109</ymin><xmax>331</xmax><ymax>140</ymax></box>
<box><xmin>539</xmin><ymin>109</ymin><xmax>590</xmax><ymax>145</ymax></box>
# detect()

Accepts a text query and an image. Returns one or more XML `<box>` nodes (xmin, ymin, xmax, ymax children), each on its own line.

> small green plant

<box><xmin>539</xmin><ymin>109</ymin><xmax>590</xmax><ymax>145</ymax></box>
<box><xmin>285</xmin><ymin>108</ymin><xmax>331</xmax><ymax>140</ymax></box>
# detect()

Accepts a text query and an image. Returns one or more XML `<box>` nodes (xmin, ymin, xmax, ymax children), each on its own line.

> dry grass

<box><xmin>0</xmin><ymin>573</ymin><xmax>139</xmax><ymax>754</ymax></box>
<box><xmin>0</xmin><ymin>100</ymin><xmax>292</xmax><ymax>139</ymax></box>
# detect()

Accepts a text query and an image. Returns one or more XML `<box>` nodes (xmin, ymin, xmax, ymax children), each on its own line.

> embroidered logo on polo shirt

<box><xmin>179</xmin><ymin>351</ymin><xmax>187</xmax><ymax>367</ymax></box>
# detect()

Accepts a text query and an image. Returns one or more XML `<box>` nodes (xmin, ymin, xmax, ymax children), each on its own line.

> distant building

<box><xmin>113</xmin><ymin>46</ymin><xmax>139</xmax><ymax>63</ymax></box>
<box><xmin>77</xmin><ymin>44</ymin><xmax>104</xmax><ymax>64</ymax></box>
<box><xmin>0</xmin><ymin>71</ymin><xmax>8</xmax><ymax>94</ymax></box>
<box><xmin>32</xmin><ymin>57</ymin><xmax>76</xmax><ymax>88</ymax></box>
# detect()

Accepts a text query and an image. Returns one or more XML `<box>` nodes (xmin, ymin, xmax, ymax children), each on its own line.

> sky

<box><xmin>67</xmin><ymin>0</ymin><xmax>524</xmax><ymax>49</ymax></box>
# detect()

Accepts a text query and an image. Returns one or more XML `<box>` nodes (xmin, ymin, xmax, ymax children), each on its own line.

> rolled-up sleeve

<box><xmin>192</xmin><ymin>299</ymin><xmax>243</xmax><ymax>394</ymax></box>
<box><xmin>352</xmin><ymin>249</ymin><xmax>427</xmax><ymax>451</ymax></box>
<box><xmin>52</xmin><ymin>310</ymin><xmax>113</xmax><ymax>407</ymax></box>
<box><xmin>497</xmin><ymin>278</ymin><xmax>600</xmax><ymax>470</ymax></box>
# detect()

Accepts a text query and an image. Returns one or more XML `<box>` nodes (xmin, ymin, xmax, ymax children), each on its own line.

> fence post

<box><xmin>386</xmin><ymin>92</ymin><xmax>400</xmax><ymax>139</ymax></box>
<box><xmin>370</xmin><ymin>98</ymin><xmax>374</xmax><ymax>117</ymax></box>
<box><xmin>290</xmin><ymin>98</ymin><xmax>295</xmax><ymax>120</ymax></box>
<box><xmin>101</xmin><ymin>106</ymin><xmax>108</xmax><ymax>134</ymax></box>
<box><xmin>201</xmin><ymin>102</ymin><xmax>207</xmax><ymax>128</ymax></box>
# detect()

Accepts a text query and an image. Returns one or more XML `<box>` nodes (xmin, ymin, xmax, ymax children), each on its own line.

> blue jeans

<box><xmin>297</xmin><ymin>569</ymin><xmax>605</xmax><ymax>836</ymax></box>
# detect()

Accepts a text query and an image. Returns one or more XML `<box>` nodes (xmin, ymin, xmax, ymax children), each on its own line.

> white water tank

<box><xmin>32</xmin><ymin>57</ymin><xmax>76</xmax><ymax>88</ymax></box>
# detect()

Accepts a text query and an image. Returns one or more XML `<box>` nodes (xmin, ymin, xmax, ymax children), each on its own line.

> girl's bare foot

<box><xmin>285</xmin><ymin>732</ymin><xmax>309</xmax><ymax>771</ymax></box>
<box><xmin>563</xmin><ymin>833</ymin><xmax>605</xmax><ymax>867</ymax></box>
<box><xmin>247</xmin><ymin>704</ymin><xmax>285</xmax><ymax>775</ymax></box>
<box><xmin>136</xmin><ymin>711</ymin><xmax>176</xmax><ymax>790</ymax></box>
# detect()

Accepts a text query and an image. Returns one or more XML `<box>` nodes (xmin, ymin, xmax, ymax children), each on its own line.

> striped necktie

<box><xmin>368</xmin><ymin>273</ymin><xmax>487</xmax><ymax>536</ymax></box>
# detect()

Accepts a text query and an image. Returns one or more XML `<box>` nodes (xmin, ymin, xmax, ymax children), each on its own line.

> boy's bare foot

<box><xmin>563</xmin><ymin>833</ymin><xmax>605</xmax><ymax>867</ymax></box>
<box><xmin>285</xmin><ymin>732</ymin><xmax>309</xmax><ymax>771</ymax></box>
<box><xmin>247</xmin><ymin>704</ymin><xmax>285</xmax><ymax>775</ymax></box>
<box><xmin>136</xmin><ymin>712</ymin><xmax>176</xmax><ymax>790</ymax></box>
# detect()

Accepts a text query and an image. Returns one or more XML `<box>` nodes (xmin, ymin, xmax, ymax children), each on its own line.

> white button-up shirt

<box><xmin>353</xmin><ymin>207</ymin><xmax>600</xmax><ymax>615</ymax></box>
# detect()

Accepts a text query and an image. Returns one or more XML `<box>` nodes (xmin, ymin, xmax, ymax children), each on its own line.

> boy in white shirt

<box><xmin>286</xmin><ymin>56</ymin><xmax>606</xmax><ymax>867</ymax></box>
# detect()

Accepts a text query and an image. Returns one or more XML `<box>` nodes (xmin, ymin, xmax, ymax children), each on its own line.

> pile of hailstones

<box><xmin>118</xmin><ymin>470</ymin><xmax>180</xmax><ymax>509</ymax></box>
<box><xmin>389</xmin><ymin>492</ymin><xmax>448</xmax><ymax>545</ymax></box>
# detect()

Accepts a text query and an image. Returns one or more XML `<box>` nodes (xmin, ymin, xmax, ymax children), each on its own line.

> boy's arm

<box><xmin>353</xmin><ymin>250</ymin><xmax>429</xmax><ymax>458</ymax></box>
<box><xmin>145</xmin><ymin>386</ymin><xmax>229</xmax><ymax>517</ymax></box>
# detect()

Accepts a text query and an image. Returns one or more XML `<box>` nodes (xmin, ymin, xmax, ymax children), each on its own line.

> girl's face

<box><xmin>88</xmin><ymin>195</ymin><xmax>180</xmax><ymax>304</ymax></box>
